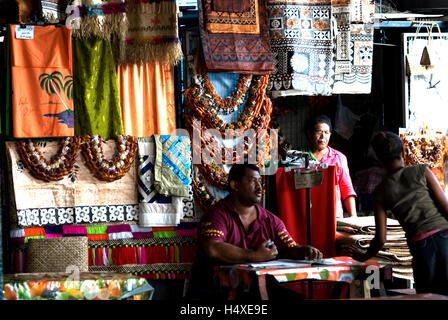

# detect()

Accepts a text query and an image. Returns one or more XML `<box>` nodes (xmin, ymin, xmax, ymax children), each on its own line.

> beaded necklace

<box><xmin>16</xmin><ymin>137</ymin><xmax>81</xmax><ymax>182</ymax></box>
<box><xmin>200</xmin><ymin>73</ymin><xmax>252</xmax><ymax>115</ymax></box>
<box><xmin>191</xmin><ymin>175</ymin><xmax>217</xmax><ymax>211</ymax></box>
<box><xmin>185</xmin><ymin>97</ymin><xmax>273</xmax><ymax>166</ymax></box>
<box><xmin>81</xmin><ymin>135</ymin><xmax>138</xmax><ymax>182</ymax></box>
<box><xmin>184</xmin><ymin>74</ymin><xmax>273</xmax><ymax>190</ymax></box>
<box><xmin>402</xmin><ymin>135</ymin><xmax>445</xmax><ymax>168</ymax></box>
<box><xmin>185</xmin><ymin>75</ymin><xmax>269</xmax><ymax>135</ymax></box>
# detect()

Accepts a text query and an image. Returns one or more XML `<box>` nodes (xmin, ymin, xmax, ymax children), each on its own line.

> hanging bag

<box><xmin>420</xmin><ymin>23</ymin><xmax>443</xmax><ymax>68</ymax></box>
<box><xmin>406</xmin><ymin>23</ymin><xmax>441</xmax><ymax>75</ymax></box>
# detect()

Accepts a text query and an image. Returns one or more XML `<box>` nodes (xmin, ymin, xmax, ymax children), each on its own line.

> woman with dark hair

<box><xmin>304</xmin><ymin>115</ymin><xmax>357</xmax><ymax>218</ymax></box>
<box><xmin>347</xmin><ymin>131</ymin><xmax>448</xmax><ymax>295</ymax></box>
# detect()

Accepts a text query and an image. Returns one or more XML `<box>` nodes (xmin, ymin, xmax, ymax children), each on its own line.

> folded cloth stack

<box><xmin>336</xmin><ymin>216</ymin><xmax>413</xmax><ymax>281</ymax></box>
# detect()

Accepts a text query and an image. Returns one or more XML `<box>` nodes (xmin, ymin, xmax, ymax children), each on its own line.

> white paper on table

<box><xmin>240</xmin><ymin>259</ymin><xmax>312</xmax><ymax>269</ymax></box>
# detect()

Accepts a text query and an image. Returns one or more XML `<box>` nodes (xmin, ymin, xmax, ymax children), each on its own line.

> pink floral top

<box><xmin>308</xmin><ymin>147</ymin><xmax>356</xmax><ymax>218</ymax></box>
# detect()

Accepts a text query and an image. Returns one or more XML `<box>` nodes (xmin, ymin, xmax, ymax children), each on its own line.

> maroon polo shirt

<box><xmin>198</xmin><ymin>195</ymin><xmax>297</xmax><ymax>249</ymax></box>
<box><xmin>188</xmin><ymin>196</ymin><xmax>297</xmax><ymax>292</ymax></box>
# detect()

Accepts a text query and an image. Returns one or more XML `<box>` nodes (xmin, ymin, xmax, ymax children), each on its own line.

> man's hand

<box><xmin>301</xmin><ymin>245</ymin><xmax>323</xmax><ymax>260</ymax></box>
<box><xmin>250</xmin><ymin>240</ymin><xmax>278</xmax><ymax>262</ymax></box>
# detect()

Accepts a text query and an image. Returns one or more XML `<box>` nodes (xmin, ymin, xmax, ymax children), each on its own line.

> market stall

<box><xmin>1</xmin><ymin>0</ymin><xmax>448</xmax><ymax>302</ymax></box>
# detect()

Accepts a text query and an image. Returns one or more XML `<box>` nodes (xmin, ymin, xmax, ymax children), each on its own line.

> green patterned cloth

<box><xmin>73</xmin><ymin>38</ymin><xmax>123</xmax><ymax>139</ymax></box>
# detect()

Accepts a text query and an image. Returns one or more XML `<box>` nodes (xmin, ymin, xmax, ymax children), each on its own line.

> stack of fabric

<box><xmin>336</xmin><ymin>216</ymin><xmax>414</xmax><ymax>281</ymax></box>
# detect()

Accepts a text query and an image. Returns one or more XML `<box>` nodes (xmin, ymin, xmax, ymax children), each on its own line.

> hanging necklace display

<box><xmin>191</xmin><ymin>173</ymin><xmax>217</xmax><ymax>210</ymax></box>
<box><xmin>401</xmin><ymin>134</ymin><xmax>446</xmax><ymax>168</ymax></box>
<box><xmin>200</xmin><ymin>73</ymin><xmax>252</xmax><ymax>115</ymax></box>
<box><xmin>16</xmin><ymin>137</ymin><xmax>82</xmax><ymax>182</ymax></box>
<box><xmin>184</xmin><ymin>73</ymin><xmax>273</xmax><ymax>190</ymax></box>
<box><xmin>185</xmin><ymin>96</ymin><xmax>272</xmax><ymax>166</ymax></box>
<box><xmin>81</xmin><ymin>134</ymin><xmax>138</xmax><ymax>182</ymax></box>
<box><xmin>185</xmin><ymin>75</ymin><xmax>269</xmax><ymax>135</ymax></box>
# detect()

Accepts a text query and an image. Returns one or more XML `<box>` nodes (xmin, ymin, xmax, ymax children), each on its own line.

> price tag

<box><xmin>294</xmin><ymin>169</ymin><xmax>323</xmax><ymax>189</ymax></box>
<box><xmin>15</xmin><ymin>25</ymin><xmax>34</xmax><ymax>39</ymax></box>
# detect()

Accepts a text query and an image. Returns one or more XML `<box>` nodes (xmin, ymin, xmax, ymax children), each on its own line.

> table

<box><xmin>3</xmin><ymin>272</ymin><xmax>154</xmax><ymax>300</ymax></box>
<box><xmin>214</xmin><ymin>256</ymin><xmax>392</xmax><ymax>300</ymax></box>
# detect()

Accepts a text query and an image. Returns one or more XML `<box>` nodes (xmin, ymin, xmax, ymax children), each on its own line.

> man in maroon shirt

<box><xmin>187</xmin><ymin>163</ymin><xmax>322</xmax><ymax>300</ymax></box>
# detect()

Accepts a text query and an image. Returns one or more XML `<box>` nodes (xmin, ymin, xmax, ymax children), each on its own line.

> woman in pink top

<box><xmin>306</xmin><ymin>115</ymin><xmax>357</xmax><ymax>219</ymax></box>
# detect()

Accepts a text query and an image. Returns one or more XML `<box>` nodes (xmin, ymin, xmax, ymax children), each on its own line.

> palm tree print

<box><xmin>63</xmin><ymin>75</ymin><xmax>73</xmax><ymax>101</ymax></box>
<box><xmin>38</xmin><ymin>71</ymin><xmax>72</xmax><ymax>111</ymax></box>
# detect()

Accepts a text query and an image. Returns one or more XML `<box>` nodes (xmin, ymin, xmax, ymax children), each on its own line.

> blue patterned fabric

<box><xmin>154</xmin><ymin>135</ymin><xmax>192</xmax><ymax>197</ymax></box>
<box><xmin>138</xmin><ymin>155</ymin><xmax>172</xmax><ymax>204</ymax></box>
<box><xmin>137</xmin><ymin>138</ymin><xmax>185</xmax><ymax>227</ymax></box>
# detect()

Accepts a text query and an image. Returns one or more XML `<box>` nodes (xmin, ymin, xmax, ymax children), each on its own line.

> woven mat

<box><xmin>89</xmin><ymin>237</ymin><xmax>197</xmax><ymax>248</ymax></box>
<box><xmin>25</xmin><ymin>237</ymin><xmax>88</xmax><ymax>273</ymax></box>
<box><xmin>89</xmin><ymin>263</ymin><xmax>193</xmax><ymax>273</ymax></box>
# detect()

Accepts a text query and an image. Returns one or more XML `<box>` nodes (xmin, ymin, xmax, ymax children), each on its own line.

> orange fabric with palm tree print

<box><xmin>10</xmin><ymin>25</ymin><xmax>74</xmax><ymax>138</ymax></box>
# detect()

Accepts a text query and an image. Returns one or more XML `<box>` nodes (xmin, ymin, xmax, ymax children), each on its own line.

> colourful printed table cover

<box><xmin>215</xmin><ymin>256</ymin><xmax>391</xmax><ymax>294</ymax></box>
<box><xmin>3</xmin><ymin>272</ymin><xmax>154</xmax><ymax>300</ymax></box>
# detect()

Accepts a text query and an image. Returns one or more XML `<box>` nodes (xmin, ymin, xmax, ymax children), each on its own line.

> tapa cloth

<box><xmin>117</xmin><ymin>0</ymin><xmax>183</xmax><ymax>65</ymax></box>
<box><xmin>198</xmin><ymin>0</ymin><xmax>273</xmax><ymax>74</ymax></box>
<box><xmin>6</xmin><ymin>140</ymin><xmax>138</xmax><ymax>228</ymax></box>
<box><xmin>332</xmin><ymin>0</ymin><xmax>375</xmax><ymax>94</ymax></box>
<box><xmin>10</xmin><ymin>25</ymin><xmax>74</xmax><ymax>138</ymax></box>
<box><xmin>204</xmin><ymin>0</ymin><xmax>259</xmax><ymax>34</ymax></box>
<box><xmin>137</xmin><ymin>138</ymin><xmax>185</xmax><ymax>227</ymax></box>
<box><xmin>267</xmin><ymin>0</ymin><xmax>335</xmax><ymax>97</ymax></box>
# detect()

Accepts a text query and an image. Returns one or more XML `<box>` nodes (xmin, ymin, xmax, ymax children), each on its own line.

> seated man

<box><xmin>187</xmin><ymin>163</ymin><xmax>323</xmax><ymax>300</ymax></box>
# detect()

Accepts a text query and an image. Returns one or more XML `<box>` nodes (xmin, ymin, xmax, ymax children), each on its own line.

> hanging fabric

<box><xmin>153</xmin><ymin>135</ymin><xmax>192</xmax><ymax>197</ymax></box>
<box><xmin>117</xmin><ymin>63</ymin><xmax>176</xmax><ymax>137</ymax></box>
<box><xmin>41</xmin><ymin>0</ymin><xmax>69</xmax><ymax>23</ymax></box>
<box><xmin>332</xmin><ymin>0</ymin><xmax>375</xmax><ymax>94</ymax></box>
<box><xmin>72</xmin><ymin>38</ymin><xmax>124</xmax><ymax>140</ymax></box>
<box><xmin>6</xmin><ymin>140</ymin><xmax>139</xmax><ymax>228</ymax></box>
<box><xmin>70</xmin><ymin>0</ymin><xmax>127</xmax><ymax>40</ymax></box>
<box><xmin>1</xmin><ymin>26</ymin><xmax>11</xmax><ymax>135</ymax></box>
<box><xmin>267</xmin><ymin>0</ymin><xmax>334</xmax><ymax>97</ymax></box>
<box><xmin>276</xmin><ymin>166</ymin><xmax>337</xmax><ymax>258</ymax></box>
<box><xmin>117</xmin><ymin>0</ymin><xmax>182</xmax><ymax>65</ymax></box>
<box><xmin>204</xmin><ymin>0</ymin><xmax>259</xmax><ymax>34</ymax></box>
<box><xmin>10</xmin><ymin>25</ymin><xmax>74</xmax><ymax>137</ymax></box>
<box><xmin>137</xmin><ymin>137</ymin><xmax>185</xmax><ymax>227</ymax></box>
<box><xmin>198</xmin><ymin>0</ymin><xmax>273</xmax><ymax>74</ymax></box>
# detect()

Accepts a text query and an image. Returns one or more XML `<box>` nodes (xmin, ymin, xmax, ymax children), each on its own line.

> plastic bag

<box><xmin>335</xmin><ymin>95</ymin><xmax>360</xmax><ymax>140</ymax></box>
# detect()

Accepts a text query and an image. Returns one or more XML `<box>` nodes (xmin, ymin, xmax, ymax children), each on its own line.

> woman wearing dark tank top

<box><xmin>346</xmin><ymin>131</ymin><xmax>448</xmax><ymax>295</ymax></box>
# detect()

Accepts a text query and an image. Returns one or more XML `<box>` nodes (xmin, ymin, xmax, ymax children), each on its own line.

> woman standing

<box><xmin>305</xmin><ymin>115</ymin><xmax>357</xmax><ymax>218</ymax></box>
<box><xmin>347</xmin><ymin>131</ymin><xmax>448</xmax><ymax>294</ymax></box>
